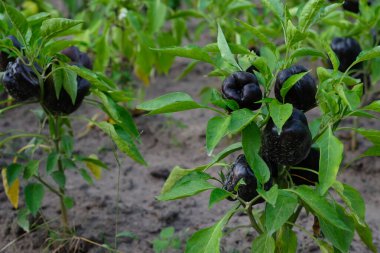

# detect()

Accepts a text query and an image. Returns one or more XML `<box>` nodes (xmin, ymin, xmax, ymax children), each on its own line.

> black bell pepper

<box><xmin>0</xmin><ymin>36</ymin><xmax>22</xmax><ymax>71</ymax></box>
<box><xmin>2</xmin><ymin>58</ymin><xmax>40</xmax><ymax>101</ymax></box>
<box><xmin>274</xmin><ymin>65</ymin><xmax>317</xmax><ymax>111</ymax></box>
<box><xmin>42</xmin><ymin>47</ymin><xmax>92</xmax><ymax>115</ymax></box>
<box><xmin>223</xmin><ymin>154</ymin><xmax>271</xmax><ymax>202</ymax></box>
<box><xmin>329</xmin><ymin>37</ymin><xmax>370</xmax><ymax>91</ymax></box>
<box><xmin>261</xmin><ymin>109</ymin><xmax>312</xmax><ymax>166</ymax></box>
<box><xmin>221</xmin><ymin>71</ymin><xmax>262</xmax><ymax>110</ymax></box>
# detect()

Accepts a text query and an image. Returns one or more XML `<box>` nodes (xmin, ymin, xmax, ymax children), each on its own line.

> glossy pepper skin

<box><xmin>274</xmin><ymin>65</ymin><xmax>317</xmax><ymax>112</ymax></box>
<box><xmin>3</xmin><ymin>58</ymin><xmax>40</xmax><ymax>101</ymax></box>
<box><xmin>289</xmin><ymin>148</ymin><xmax>320</xmax><ymax>186</ymax></box>
<box><xmin>61</xmin><ymin>46</ymin><xmax>93</xmax><ymax>69</ymax></box>
<box><xmin>223</xmin><ymin>154</ymin><xmax>271</xmax><ymax>202</ymax></box>
<box><xmin>221</xmin><ymin>71</ymin><xmax>262</xmax><ymax>110</ymax></box>
<box><xmin>330</xmin><ymin>37</ymin><xmax>362</xmax><ymax>72</ymax></box>
<box><xmin>42</xmin><ymin>47</ymin><xmax>91</xmax><ymax>115</ymax></box>
<box><xmin>329</xmin><ymin>37</ymin><xmax>370</xmax><ymax>91</ymax></box>
<box><xmin>0</xmin><ymin>36</ymin><xmax>22</xmax><ymax>71</ymax></box>
<box><xmin>261</xmin><ymin>109</ymin><xmax>312</xmax><ymax>166</ymax></box>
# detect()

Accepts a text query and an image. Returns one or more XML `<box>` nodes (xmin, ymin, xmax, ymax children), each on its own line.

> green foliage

<box><xmin>138</xmin><ymin>0</ymin><xmax>380</xmax><ymax>252</ymax></box>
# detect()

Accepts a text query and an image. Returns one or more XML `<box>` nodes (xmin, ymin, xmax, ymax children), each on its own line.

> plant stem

<box><xmin>51</xmin><ymin>115</ymin><xmax>70</xmax><ymax>232</ymax></box>
<box><xmin>246</xmin><ymin>204</ymin><xmax>263</xmax><ymax>234</ymax></box>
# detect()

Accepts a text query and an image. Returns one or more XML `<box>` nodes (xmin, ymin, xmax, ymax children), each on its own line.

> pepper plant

<box><xmin>0</xmin><ymin>3</ymin><xmax>145</xmax><ymax>236</ymax></box>
<box><xmin>138</xmin><ymin>0</ymin><xmax>379</xmax><ymax>252</ymax></box>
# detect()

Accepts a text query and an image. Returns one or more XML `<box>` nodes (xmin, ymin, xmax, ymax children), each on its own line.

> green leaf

<box><xmin>46</xmin><ymin>152</ymin><xmax>58</xmax><ymax>173</ymax></box>
<box><xmin>269</xmin><ymin>101</ymin><xmax>293</xmax><ymax>134</ymax></box>
<box><xmin>206</xmin><ymin>115</ymin><xmax>231</xmax><ymax>155</ymax></box>
<box><xmin>341</xmin><ymin>184</ymin><xmax>362</xmax><ymax>218</ymax></box>
<box><xmin>137</xmin><ymin>92</ymin><xmax>203</xmax><ymax>114</ymax></box>
<box><xmin>363</xmin><ymin>145</ymin><xmax>380</xmax><ymax>157</ymax></box>
<box><xmin>160</xmin><ymin>165</ymin><xmax>206</xmax><ymax>194</ymax></box>
<box><xmin>236</xmin><ymin>20</ymin><xmax>276</xmax><ymax>52</ymax></box>
<box><xmin>316</xmin><ymin>127</ymin><xmax>343</xmax><ymax>195</ymax></box>
<box><xmin>147</xmin><ymin>0</ymin><xmax>167</xmax><ymax>34</ymax></box>
<box><xmin>79</xmin><ymin>168</ymin><xmax>94</xmax><ymax>185</ymax></box>
<box><xmin>157</xmin><ymin>172</ymin><xmax>215</xmax><ymax>201</ymax></box>
<box><xmin>148</xmin><ymin>101</ymin><xmax>203</xmax><ymax>115</ymax></box>
<box><xmin>160</xmin><ymin>226</ymin><xmax>175</xmax><ymax>239</ymax></box>
<box><xmin>257</xmin><ymin>184</ymin><xmax>279</xmax><ymax>206</ymax></box>
<box><xmin>185</xmin><ymin>208</ymin><xmax>235</xmax><ymax>253</ymax></box>
<box><xmin>291</xmin><ymin>47</ymin><xmax>326</xmax><ymax>60</ymax></box>
<box><xmin>17</xmin><ymin>208</ymin><xmax>30</xmax><ymax>232</ymax></box>
<box><xmin>324</xmin><ymin>41</ymin><xmax>340</xmax><ymax>71</ymax></box>
<box><xmin>93</xmin><ymin>34</ymin><xmax>109</xmax><ymax>72</ymax></box>
<box><xmin>209</xmin><ymin>142</ymin><xmax>242</xmax><ymax>167</ymax></box>
<box><xmin>93</xmin><ymin>91</ymin><xmax>139</xmax><ymax>138</ymax></box>
<box><xmin>3</xmin><ymin>4</ymin><xmax>28</xmax><ymax>37</ymax></box>
<box><xmin>40</xmin><ymin>18</ymin><xmax>83</xmax><ymax>40</ymax></box>
<box><xmin>52</xmin><ymin>64</ymin><xmax>78</xmax><ymax>104</ymax></box>
<box><xmin>23</xmin><ymin>160</ymin><xmax>39</xmax><ymax>179</ymax></box>
<box><xmin>51</xmin><ymin>171</ymin><xmax>66</xmax><ymax>188</ymax></box>
<box><xmin>319</xmin><ymin>204</ymin><xmax>355</xmax><ymax>253</ymax></box>
<box><xmin>6</xmin><ymin>163</ymin><xmax>23</xmax><ymax>186</ymax></box>
<box><xmin>63</xmin><ymin>196</ymin><xmax>74</xmax><ymax>209</ymax></box>
<box><xmin>265</xmin><ymin>190</ymin><xmax>298</xmax><ymax>234</ymax></box>
<box><xmin>116</xmin><ymin>231</ymin><xmax>137</xmax><ymax>239</ymax></box>
<box><xmin>261</xmin><ymin>0</ymin><xmax>284</xmax><ymax>21</ymax></box>
<box><xmin>251</xmin><ymin>233</ymin><xmax>275</xmax><ymax>253</ymax></box>
<box><xmin>352</xmin><ymin>128</ymin><xmax>380</xmax><ymax>146</ymax></box>
<box><xmin>242</xmin><ymin>123</ymin><xmax>270</xmax><ymax>184</ymax></box>
<box><xmin>151</xmin><ymin>46</ymin><xmax>213</xmax><ymax>63</ymax></box>
<box><xmin>228</xmin><ymin>109</ymin><xmax>256</xmax><ymax>134</ymax></box>
<box><xmin>209</xmin><ymin>188</ymin><xmax>230</xmax><ymax>209</ymax></box>
<box><xmin>280</xmin><ymin>71</ymin><xmax>309</xmax><ymax>99</ymax></box>
<box><xmin>95</xmin><ymin>122</ymin><xmax>146</xmax><ymax>165</ymax></box>
<box><xmin>362</xmin><ymin>100</ymin><xmax>380</xmax><ymax>113</ymax></box>
<box><xmin>217</xmin><ymin>24</ymin><xmax>241</xmax><ymax>70</ymax></box>
<box><xmin>298</xmin><ymin>0</ymin><xmax>325</xmax><ymax>32</ymax></box>
<box><xmin>351</xmin><ymin>46</ymin><xmax>380</xmax><ymax>67</ymax></box>
<box><xmin>276</xmin><ymin>227</ymin><xmax>297</xmax><ymax>253</ymax></box>
<box><xmin>355</xmin><ymin>221</ymin><xmax>377</xmax><ymax>253</ymax></box>
<box><xmin>290</xmin><ymin>186</ymin><xmax>349</xmax><ymax>231</ymax></box>
<box><xmin>24</xmin><ymin>183</ymin><xmax>45</xmax><ymax>216</ymax></box>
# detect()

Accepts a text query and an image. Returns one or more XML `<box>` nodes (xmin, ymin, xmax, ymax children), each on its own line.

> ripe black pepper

<box><xmin>223</xmin><ymin>154</ymin><xmax>271</xmax><ymax>202</ymax></box>
<box><xmin>221</xmin><ymin>71</ymin><xmax>262</xmax><ymax>111</ymax></box>
<box><xmin>274</xmin><ymin>65</ymin><xmax>317</xmax><ymax>111</ymax></box>
<box><xmin>3</xmin><ymin>58</ymin><xmax>40</xmax><ymax>101</ymax></box>
<box><xmin>261</xmin><ymin>109</ymin><xmax>312</xmax><ymax>166</ymax></box>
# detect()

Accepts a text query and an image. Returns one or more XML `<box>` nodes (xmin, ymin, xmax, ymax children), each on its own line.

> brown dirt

<box><xmin>0</xmin><ymin>60</ymin><xmax>379</xmax><ymax>253</ymax></box>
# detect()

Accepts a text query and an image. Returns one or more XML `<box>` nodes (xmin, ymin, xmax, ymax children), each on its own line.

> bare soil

<box><xmin>0</xmin><ymin>61</ymin><xmax>379</xmax><ymax>253</ymax></box>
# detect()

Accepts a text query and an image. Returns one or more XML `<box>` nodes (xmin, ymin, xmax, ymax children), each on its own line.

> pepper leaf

<box><xmin>316</xmin><ymin>127</ymin><xmax>343</xmax><ymax>195</ymax></box>
<box><xmin>24</xmin><ymin>183</ymin><xmax>45</xmax><ymax>216</ymax></box>
<box><xmin>269</xmin><ymin>100</ymin><xmax>293</xmax><ymax>134</ymax></box>
<box><xmin>40</xmin><ymin>18</ymin><xmax>83</xmax><ymax>40</ymax></box>
<box><xmin>242</xmin><ymin>122</ymin><xmax>270</xmax><ymax>184</ymax></box>
<box><xmin>251</xmin><ymin>233</ymin><xmax>276</xmax><ymax>253</ymax></box>
<box><xmin>206</xmin><ymin>115</ymin><xmax>231</xmax><ymax>155</ymax></box>
<box><xmin>157</xmin><ymin>172</ymin><xmax>215</xmax><ymax>201</ymax></box>
<box><xmin>280</xmin><ymin>71</ymin><xmax>309</xmax><ymax>100</ymax></box>
<box><xmin>185</xmin><ymin>208</ymin><xmax>235</xmax><ymax>253</ymax></box>
<box><xmin>217</xmin><ymin>24</ymin><xmax>241</xmax><ymax>70</ymax></box>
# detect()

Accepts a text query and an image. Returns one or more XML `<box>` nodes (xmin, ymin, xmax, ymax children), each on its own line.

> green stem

<box><xmin>0</xmin><ymin>133</ymin><xmax>47</xmax><ymax>149</ymax></box>
<box><xmin>246</xmin><ymin>204</ymin><xmax>263</xmax><ymax>234</ymax></box>
<box><xmin>34</xmin><ymin>175</ymin><xmax>62</xmax><ymax>197</ymax></box>
<box><xmin>287</xmin><ymin>205</ymin><xmax>303</xmax><ymax>228</ymax></box>
<box><xmin>51</xmin><ymin>116</ymin><xmax>70</xmax><ymax>232</ymax></box>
